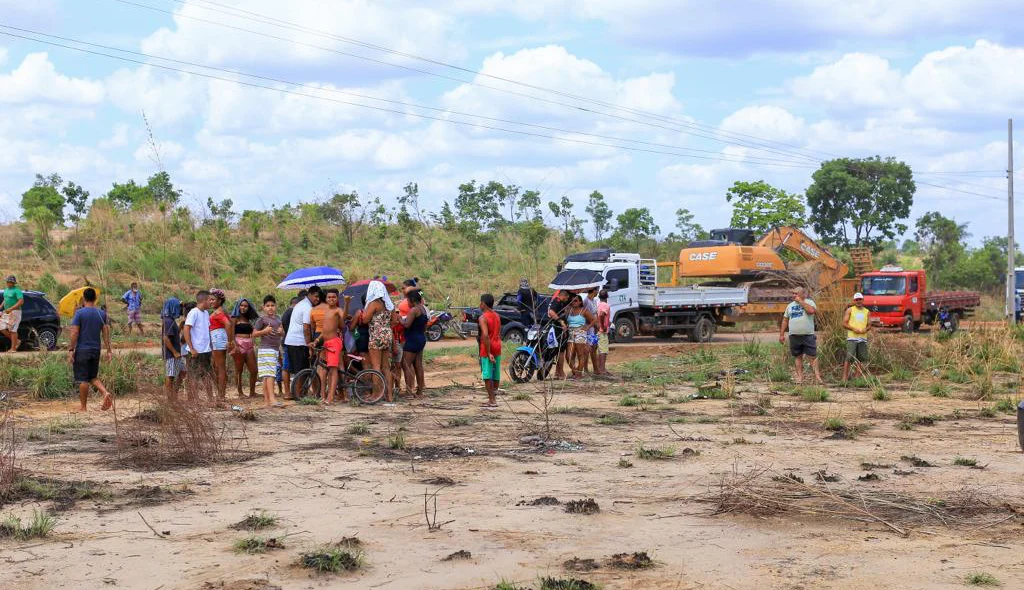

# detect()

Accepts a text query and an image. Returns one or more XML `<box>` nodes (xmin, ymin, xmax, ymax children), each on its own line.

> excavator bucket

<box><xmin>850</xmin><ymin>247</ymin><xmax>874</xmax><ymax>276</ymax></box>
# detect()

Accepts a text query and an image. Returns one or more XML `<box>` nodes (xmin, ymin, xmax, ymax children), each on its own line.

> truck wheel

<box><xmin>654</xmin><ymin>330</ymin><xmax>676</xmax><ymax>340</ymax></box>
<box><xmin>613</xmin><ymin>317</ymin><xmax>635</xmax><ymax>343</ymax></box>
<box><xmin>688</xmin><ymin>317</ymin><xmax>716</xmax><ymax>343</ymax></box>
<box><xmin>503</xmin><ymin>328</ymin><xmax>526</xmax><ymax>346</ymax></box>
<box><xmin>426</xmin><ymin>324</ymin><xmax>444</xmax><ymax>342</ymax></box>
<box><xmin>901</xmin><ymin>314</ymin><xmax>915</xmax><ymax>333</ymax></box>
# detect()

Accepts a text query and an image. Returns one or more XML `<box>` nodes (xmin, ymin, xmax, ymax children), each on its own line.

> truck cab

<box><xmin>860</xmin><ymin>266</ymin><xmax>926</xmax><ymax>330</ymax></box>
<box><xmin>562</xmin><ymin>252</ymin><xmax>642</xmax><ymax>338</ymax></box>
<box><xmin>1014</xmin><ymin>267</ymin><xmax>1024</xmax><ymax>321</ymax></box>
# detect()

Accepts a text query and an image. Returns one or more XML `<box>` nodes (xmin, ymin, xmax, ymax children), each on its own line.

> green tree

<box><xmin>725</xmin><ymin>180</ymin><xmax>805</xmax><ymax>234</ymax></box>
<box><xmin>612</xmin><ymin>207</ymin><xmax>660</xmax><ymax>252</ymax></box>
<box><xmin>805</xmin><ymin>156</ymin><xmax>915</xmax><ymax>248</ymax></box>
<box><xmin>517</xmin><ymin>218</ymin><xmax>551</xmax><ymax>271</ymax></box>
<box><xmin>106</xmin><ymin>180</ymin><xmax>151</xmax><ymax>212</ymax></box>
<box><xmin>518</xmin><ymin>189</ymin><xmax>542</xmax><ymax>221</ymax></box>
<box><xmin>145</xmin><ymin>171</ymin><xmax>182</xmax><ymax>212</ymax></box>
<box><xmin>674</xmin><ymin>208</ymin><xmax>705</xmax><ymax>242</ymax></box>
<box><xmin>320</xmin><ymin>191</ymin><xmax>368</xmax><ymax>245</ymax></box>
<box><xmin>63</xmin><ymin>182</ymin><xmax>90</xmax><ymax>229</ymax></box>
<box><xmin>21</xmin><ymin>173</ymin><xmax>67</xmax><ymax>226</ymax></box>
<box><xmin>585</xmin><ymin>190</ymin><xmax>613</xmax><ymax>241</ymax></box>
<box><xmin>455</xmin><ymin>180</ymin><xmax>502</xmax><ymax>230</ymax></box>
<box><xmin>205</xmin><ymin>197</ymin><xmax>235</xmax><ymax>229</ymax></box>
<box><xmin>397</xmin><ymin>182</ymin><xmax>442</xmax><ymax>270</ymax></box>
<box><xmin>240</xmin><ymin>210</ymin><xmax>269</xmax><ymax>239</ymax></box>
<box><xmin>914</xmin><ymin>211</ymin><xmax>968</xmax><ymax>284</ymax></box>
<box><xmin>548</xmin><ymin>195</ymin><xmax>583</xmax><ymax>252</ymax></box>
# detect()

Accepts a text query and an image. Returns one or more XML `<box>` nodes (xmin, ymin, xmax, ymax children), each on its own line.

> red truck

<box><xmin>859</xmin><ymin>266</ymin><xmax>981</xmax><ymax>331</ymax></box>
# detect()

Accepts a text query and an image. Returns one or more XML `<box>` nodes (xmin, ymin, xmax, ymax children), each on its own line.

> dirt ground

<box><xmin>1</xmin><ymin>342</ymin><xmax>1022</xmax><ymax>590</ymax></box>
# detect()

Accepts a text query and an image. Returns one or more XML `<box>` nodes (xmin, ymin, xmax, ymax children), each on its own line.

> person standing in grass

<box><xmin>183</xmin><ymin>290</ymin><xmax>213</xmax><ymax>401</ymax></box>
<box><xmin>121</xmin><ymin>281</ymin><xmax>145</xmax><ymax>336</ymax></box>
<box><xmin>160</xmin><ymin>297</ymin><xmax>184</xmax><ymax>401</ymax></box>
<box><xmin>595</xmin><ymin>290</ymin><xmax>613</xmax><ymax>377</ymax></box>
<box><xmin>842</xmin><ymin>292</ymin><xmax>871</xmax><ymax>384</ymax></box>
<box><xmin>253</xmin><ymin>295</ymin><xmax>285</xmax><ymax>408</ymax></box>
<box><xmin>478</xmin><ymin>293</ymin><xmax>502</xmax><ymax>408</ymax></box>
<box><xmin>1</xmin><ymin>275</ymin><xmax>24</xmax><ymax>353</ymax></box>
<box><xmin>68</xmin><ymin>288</ymin><xmax>114</xmax><ymax>412</ymax></box>
<box><xmin>231</xmin><ymin>298</ymin><xmax>259</xmax><ymax>398</ymax></box>
<box><xmin>779</xmin><ymin>287</ymin><xmax>823</xmax><ymax>385</ymax></box>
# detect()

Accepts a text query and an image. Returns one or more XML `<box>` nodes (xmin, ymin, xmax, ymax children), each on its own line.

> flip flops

<box><xmin>100</xmin><ymin>394</ymin><xmax>113</xmax><ymax>411</ymax></box>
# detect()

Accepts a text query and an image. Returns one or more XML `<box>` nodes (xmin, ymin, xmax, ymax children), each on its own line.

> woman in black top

<box><xmin>231</xmin><ymin>298</ymin><xmax>259</xmax><ymax>398</ymax></box>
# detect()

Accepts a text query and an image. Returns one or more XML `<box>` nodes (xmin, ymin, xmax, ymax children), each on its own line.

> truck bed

<box><xmin>638</xmin><ymin>285</ymin><xmax>748</xmax><ymax>308</ymax></box>
<box><xmin>926</xmin><ymin>291</ymin><xmax>981</xmax><ymax>311</ymax></box>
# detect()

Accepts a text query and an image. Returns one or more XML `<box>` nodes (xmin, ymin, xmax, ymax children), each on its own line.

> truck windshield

<box><xmin>861</xmin><ymin>276</ymin><xmax>906</xmax><ymax>296</ymax></box>
<box><xmin>1016</xmin><ymin>271</ymin><xmax>1024</xmax><ymax>292</ymax></box>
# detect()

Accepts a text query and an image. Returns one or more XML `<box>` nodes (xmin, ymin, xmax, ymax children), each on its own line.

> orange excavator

<box><xmin>670</xmin><ymin>226</ymin><xmax>853</xmax><ymax>321</ymax></box>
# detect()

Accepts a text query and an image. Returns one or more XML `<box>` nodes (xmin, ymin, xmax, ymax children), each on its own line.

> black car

<box><xmin>0</xmin><ymin>291</ymin><xmax>61</xmax><ymax>351</ymax></box>
<box><xmin>461</xmin><ymin>292</ymin><xmax>552</xmax><ymax>345</ymax></box>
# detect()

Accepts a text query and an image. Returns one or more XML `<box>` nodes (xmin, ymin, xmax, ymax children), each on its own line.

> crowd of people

<box><xmin>149</xmin><ymin>280</ymin><xmax>437</xmax><ymax>409</ymax></box>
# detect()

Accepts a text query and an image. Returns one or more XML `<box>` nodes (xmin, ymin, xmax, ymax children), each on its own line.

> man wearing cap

<box><xmin>779</xmin><ymin>286</ymin><xmax>822</xmax><ymax>384</ymax></box>
<box><xmin>1</xmin><ymin>275</ymin><xmax>24</xmax><ymax>353</ymax></box>
<box><xmin>842</xmin><ymin>293</ymin><xmax>871</xmax><ymax>383</ymax></box>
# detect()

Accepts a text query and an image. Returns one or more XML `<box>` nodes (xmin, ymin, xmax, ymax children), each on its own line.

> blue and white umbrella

<box><xmin>277</xmin><ymin>266</ymin><xmax>346</xmax><ymax>289</ymax></box>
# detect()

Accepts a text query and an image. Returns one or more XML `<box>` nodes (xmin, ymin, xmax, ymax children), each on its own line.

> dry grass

<box><xmin>698</xmin><ymin>466</ymin><xmax>1015</xmax><ymax>537</ymax></box>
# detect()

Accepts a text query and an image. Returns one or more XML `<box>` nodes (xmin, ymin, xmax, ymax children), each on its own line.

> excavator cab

<box><xmin>688</xmin><ymin>228</ymin><xmax>757</xmax><ymax>248</ymax></box>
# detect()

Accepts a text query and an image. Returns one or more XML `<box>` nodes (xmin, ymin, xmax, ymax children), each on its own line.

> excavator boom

<box><xmin>755</xmin><ymin>226</ymin><xmax>849</xmax><ymax>291</ymax></box>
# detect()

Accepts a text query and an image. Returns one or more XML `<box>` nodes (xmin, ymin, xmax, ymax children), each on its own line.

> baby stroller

<box><xmin>508</xmin><ymin>315</ymin><xmax>563</xmax><ymax>383</ymax></box>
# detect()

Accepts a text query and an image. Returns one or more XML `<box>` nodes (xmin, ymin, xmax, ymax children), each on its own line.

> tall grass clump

<box><xmin>30</xmin><ymin>355</ymin><xmax>73</xmax><ymax>400</ymax></box>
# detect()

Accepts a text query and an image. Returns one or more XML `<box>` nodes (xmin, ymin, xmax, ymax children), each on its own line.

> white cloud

<box><xmin>139</xmin><ymin>0</ymin><xmax>461</xmax><ymax>76</ymax></box>
<box><xmin>789</xmin><ymin>53</ymin><xmax>903</xmax><ymax>108</ymax></box>
<box><xmin>0</xmin><ymin>52</ymin><xmax>105</xmax><ymax>105</ymax></box>
<box><xmin>787</xmin><ymin>41</ymin><xmax>1024</xmax><ymax>117</ymax></box>
<box><xmin>99</xmin><ymin>123</ymin><xmax>132</xmax><ymax>150</ymax></box>
<box><xmin>106</xmin><ymin>67</ymin><xmax>205</xmax><ymax>127</ymax></box>
<box><xmin>721</xmin><ymin>106</ymin><xmax>805</xmax><ymax>142</ymax></box>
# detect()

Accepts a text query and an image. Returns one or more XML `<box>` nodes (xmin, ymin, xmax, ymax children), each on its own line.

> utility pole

<box><xmin>1009</xmin><ymin>118</ymin><xmax>1016</xmax><ymax>323</ymax></box>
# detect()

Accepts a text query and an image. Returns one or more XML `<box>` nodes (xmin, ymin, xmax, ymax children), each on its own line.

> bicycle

<box><xmin>290</xmin><ymin>346</ymin><xmax>388</xmax><ymax>404</ymax></box>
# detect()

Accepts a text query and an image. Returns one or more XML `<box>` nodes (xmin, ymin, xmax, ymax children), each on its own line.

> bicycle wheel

<box><xmin>350</xmin><ymin>369</ymin><xmax>387</xmax><ymax>405</ymax></box>
<box><xmin>290</xmin><ymin>368</ymin><xmax>321</xmax><ymax>401</ymax></box>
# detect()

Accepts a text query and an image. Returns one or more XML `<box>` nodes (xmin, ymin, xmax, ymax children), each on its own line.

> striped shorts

<box><xmin>257</xmin><ymin>348</ymin><xmax>278</xmax><ymax>380</ymax></box>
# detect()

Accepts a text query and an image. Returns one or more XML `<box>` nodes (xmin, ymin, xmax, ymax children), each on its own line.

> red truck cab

<box><xmin>860</xmin><ymin>267</ymin><xmax>927</xmax><ymax>329</ymax></box>
<box><xmin>860</xmin><ymin>266</ymin><xmax>980</xmax><ymax>331</ymax></box>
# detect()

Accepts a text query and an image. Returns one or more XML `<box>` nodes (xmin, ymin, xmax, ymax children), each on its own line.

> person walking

<box><xmin>231</xmin><ymin>298</ymin><xmax>259</xmax><ymax>398</ymax></box>
<box><xmin>284</xmin><ymin>287</ymin><xmax>320</xmax><ymax>397</ymax></box>
<box><xmin>160</xmin><ymin>297</ymin><xmax>184</xmax><ymax>401</ymax></box>
<box><xmin>478</xmin><ymin>293</ymin><xmax>502</xmax><ymax>408</ymax></box>
<box><xmin>68</xmin><ymin>288</ymin><xmax>114</xmax><ymax>411</ymax></box>
<box><xmin>842</xmin><ymin>293</ymin><xmax>871</xmax><ymax>383</ymax></box>
<box><xmin>183</xmin><ymin>290</ymin><xmax>213</xmax><ymax>401</ymax></box>
<box><xmin>1</xmin><ymin>275</ymin><xmax>24</xmax><ymax>353</ymax></box>
<box><xmin>121</xmin><ymin>281</ymin><xmax>145</xmax><ymax>336</ymax></box>
<box><xmin>363</xmin><ymin>281</ymin><xmax>395</xmax><ymax>403</ymax></box>
<box><xmin>208</xmin><ymin>289</ymin><xmax>231</xmax><ymax>404</ymax></box>
<box><xmin>779</xmin><ymin>287</ymin><xmax>823</xmax><ymax>384</ymax></box>
<box><xmin>400</xmin><ymin>289</ymin><xmax>428</xmax><ymax>399</ymax></box>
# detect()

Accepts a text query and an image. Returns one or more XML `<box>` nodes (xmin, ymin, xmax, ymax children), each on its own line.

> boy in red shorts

<box><xmin>317</xmin><ymin>289</ymin><xmax>347</xmax><ymax>404</ymax></box>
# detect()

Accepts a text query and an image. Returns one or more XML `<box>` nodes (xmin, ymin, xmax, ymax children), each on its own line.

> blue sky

<box><xmin>0</xmin><ymin>0</ymin><xmax>1021</xmax><ymax>245</ymax></box>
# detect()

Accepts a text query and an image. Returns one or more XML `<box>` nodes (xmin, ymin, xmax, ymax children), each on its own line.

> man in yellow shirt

<box><xmin>842</xmin><ymin>293</ymin><xmax>871</xmax><ymax>383</ymax></box>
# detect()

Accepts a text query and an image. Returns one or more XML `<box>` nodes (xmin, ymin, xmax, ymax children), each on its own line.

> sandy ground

<box><xmin>1</xmin><ymin>343</ymin><xmax>1022</xmax><ymax>590</ymax></box>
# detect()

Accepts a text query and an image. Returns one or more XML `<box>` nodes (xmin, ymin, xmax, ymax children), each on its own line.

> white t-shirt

<box><xmin>184</xmin><ymin>308</ymin><xmax>212</xmax><ymax>353</ymax></box>
<box><xmin>285</xmin><ymin>297</ymin><xmax>313</xmax><ymax>346</ymax></box>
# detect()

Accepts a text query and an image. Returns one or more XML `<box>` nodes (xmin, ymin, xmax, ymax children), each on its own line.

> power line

<box><xmin>105</xmin><ymin>0</ymin><xmax>830</xmax><ymax>165</ymax></box>
<box><xmin>0</xmin><ymin>28</ymin><xmax>822</xmax><ymax>169</ymax></box>
<box><xmin>0</xmin><ymin>24</ymin><xmax>820</xmax><ymax>168</ymax></box>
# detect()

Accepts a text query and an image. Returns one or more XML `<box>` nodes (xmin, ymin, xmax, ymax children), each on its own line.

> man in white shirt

<box><xmin>183</xmin><ymin>290</ymin><xmax>213</xmax><ymax>400</ymax></box>
<box><xmin>284</xmin><ymin>286</ymin><xmax>321</xmax><ymax>381</ymax></box>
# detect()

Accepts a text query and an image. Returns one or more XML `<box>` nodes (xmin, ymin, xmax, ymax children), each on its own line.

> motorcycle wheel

<box><xmin>426</xmin><ymin>324</ymin><xmax>444</xmax><ymax>342</ymax></box>
<box><xmin>509</xmin><ymin>350</ymin><xmax>536</xmax><ymax>383</ymax></box>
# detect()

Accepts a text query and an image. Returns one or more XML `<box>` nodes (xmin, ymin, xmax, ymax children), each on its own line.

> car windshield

<box><xmin>861</xmin><ymin>276</ymin><xmax>906</xmax><ymax>296</ymax></box>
